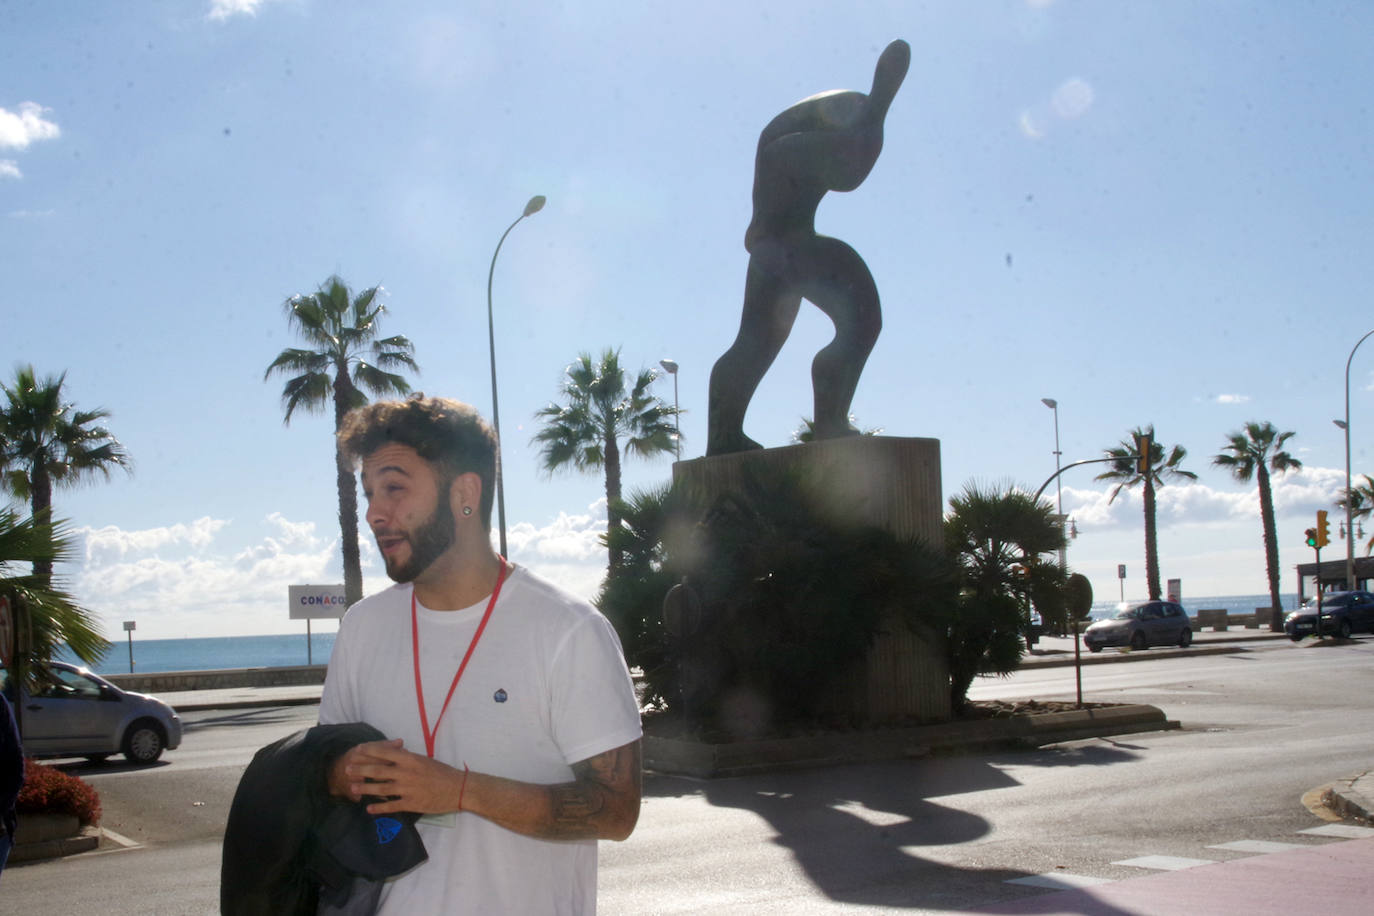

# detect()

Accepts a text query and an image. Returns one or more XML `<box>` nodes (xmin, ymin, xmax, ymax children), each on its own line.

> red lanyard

<box><xmin>411</xmin><ymin>560</ymin><xmax>508</xmax><ymax>758</ymax></box>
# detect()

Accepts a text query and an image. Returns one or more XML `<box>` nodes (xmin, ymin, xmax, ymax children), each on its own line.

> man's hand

<box><xmin>329</xmin><ymin>738</ymin><xmax>464</xmax><ymax>815</ymax></box>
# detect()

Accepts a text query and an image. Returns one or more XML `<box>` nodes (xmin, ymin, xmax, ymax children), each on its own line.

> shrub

<box><xmin>16</xmin><ymin>758</ymin><xmax>101</xmax><ymax>826</ymax></box>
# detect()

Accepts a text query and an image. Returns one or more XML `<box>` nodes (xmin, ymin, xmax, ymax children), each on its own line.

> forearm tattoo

<box><xmin>547</xmin><ymin>742</ymin><xmax>641</xmax><ymax>839</ymax></box>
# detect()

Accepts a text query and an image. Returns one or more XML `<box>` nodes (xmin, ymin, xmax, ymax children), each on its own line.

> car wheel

<box><xmin>1338</xmin><ymin>618</ymin><xmax>1352</xmax><ymax>639</ymax></box>
<box><xmin>1289</xmin><ymin>633</ymin><xmax>1303</xmax><ymax>642</ymax></box>
<box><xmin>1129</xmin><ymin>630</ymin><xmax>1147</xmax><ymax>650</ymax></box>
<box><xmin>1179</xmin><ymin>628</ymin><xmax>1192</xmax><ymax>648</ymax></box>
<box><xmin>122</xmin><ymin>719</ymin><xmax>166</xmax><ymax>764</ymax></box>
<box><xmin>1088</xmin><ymin>645</ymin><xmax>1102</xmax><ymax>653</ymax></box>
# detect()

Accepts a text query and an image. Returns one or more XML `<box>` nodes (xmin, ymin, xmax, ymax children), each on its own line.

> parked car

<box><xmin>1082</xmin><ymin>600</ymin><xmax>1193</xmax><ymax>652</ymax></box>
<box><xmin>1284</xmin><ymin>590</ymin><xmax>1374</xmax><ymax>641</ymax></box>
<box><xmin>0</xmin><ymin>661</ymin><xmax>182</xmax><ymax>763</ymax></box>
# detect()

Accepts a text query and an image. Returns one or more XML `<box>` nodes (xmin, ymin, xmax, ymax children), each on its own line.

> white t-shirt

<box><xmin>318</xmin><ymin>565</ymin><xmax>643</xmax><ymax>915</ymax></box>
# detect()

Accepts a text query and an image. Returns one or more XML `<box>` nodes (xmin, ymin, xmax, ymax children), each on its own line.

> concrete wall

<box><xmin>103</xmin><ymin>664</ymin><xmax>327</xmax><ymax>693</ymax></box>
<box><xmin>672</xmin><ymin>436</ymin><xmax>951</xmax><ymax>724</ymax></box>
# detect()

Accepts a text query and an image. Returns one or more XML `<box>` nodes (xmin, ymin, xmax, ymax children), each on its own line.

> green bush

<box><xmin>16</xmin><ymin>758</ymin><xmax>102</xmax><ymax>825</ymax></box>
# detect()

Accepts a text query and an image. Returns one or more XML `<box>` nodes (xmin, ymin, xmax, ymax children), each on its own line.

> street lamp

<box><xmin>660</xmin><ymin>358</ymin><xmax>680</xmax><ymax>460</ymax></box>
<box><xmin>1340</xmin><ymin>329</ymin><xmax>1374</xmax><ymax>590</ymax></box>
<box><xmin>486</xmin><ymin>194</ymin><xmax>546</xmax><ymax>559</ymax></box>
<box><xmin>1041</xmin><ymin>398</ymin><xmax>1065</xmax><ymax>569</ymax></box>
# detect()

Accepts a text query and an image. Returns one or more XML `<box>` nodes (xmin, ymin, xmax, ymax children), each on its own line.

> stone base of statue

<box><xmin>672</xmin><ymin>435</ymin><xmax>950</xmax><ymax>725</ymax></box>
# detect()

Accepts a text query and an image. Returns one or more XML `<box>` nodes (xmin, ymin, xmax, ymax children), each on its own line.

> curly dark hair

<box><xmin>337</xmin><ymin>394</ymin><xmax>498</xmax><ymax>528</ymax></box>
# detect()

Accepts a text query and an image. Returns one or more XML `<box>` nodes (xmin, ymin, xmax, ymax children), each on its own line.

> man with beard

<box><xmin>318</xmin><ymin>394</ymin><xmax>642</xmax><ymax>914</ymax></box>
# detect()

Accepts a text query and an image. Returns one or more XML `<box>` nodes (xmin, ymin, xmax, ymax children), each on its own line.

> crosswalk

<box><xmin>1005</xmin><ymin>823</ymin><xmax>1374</xmax><ymax>891</ymax></box>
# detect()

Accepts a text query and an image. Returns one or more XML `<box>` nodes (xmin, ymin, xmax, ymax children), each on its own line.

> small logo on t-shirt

<box><xmin>493</xmin><ymin>688</ymin><xmax>508</xmax><ymax>703</ymax></box>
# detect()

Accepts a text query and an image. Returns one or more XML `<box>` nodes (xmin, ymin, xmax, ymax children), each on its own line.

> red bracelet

<box><xmin>458</xmin><ymin>763</ymin><xmax>470</xmax><ymax>812</ymax></box>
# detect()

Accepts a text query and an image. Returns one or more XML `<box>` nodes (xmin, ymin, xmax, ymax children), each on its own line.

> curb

<box><xmin>8</xmin><ymin>815</ymin><xmax>100</xmax><ymax>864</ymax></box>
<box><xmin>644</xmin><ymin>704</ymin><xmax>1177</xmax><ymax>778</ymax></box>
<box><xmin>1021</xmin><ymin>638</ymin><xmax>1286</xmax><ymax>670</ymax></box>
<box><xmin>170</xmin><ymin>694</ymin><xmax>322</xmax><ymax>712</ymax></box>
<box><xmin>1324</xmin><ymin>770</ymin><xmax>1374</xmax><ymax>823</ymax></box>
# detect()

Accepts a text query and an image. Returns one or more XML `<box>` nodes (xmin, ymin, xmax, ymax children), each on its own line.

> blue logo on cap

<box><xmin>493</xmin><ymin>688</ymin><xmax>508</xmax><ymax>703</ymax></box>
<box><xmin>375</xmin><ymin>817</ymin><xmax>402</xmax><ymax>845</ymax></box>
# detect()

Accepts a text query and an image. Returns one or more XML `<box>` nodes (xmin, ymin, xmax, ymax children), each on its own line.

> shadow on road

<box><xmin>644</xmin><ymin>746</ymin><xmax>1143</xmax><ymax>912</ymax></box>
<box><xmin>182</xmin><ymin>707</ymin><xmax>304</xmax><ymax>730</ymax></box>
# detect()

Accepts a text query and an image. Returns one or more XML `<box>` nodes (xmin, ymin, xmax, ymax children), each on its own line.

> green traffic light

<box><xmin>1305</xmin><ymin>528</ymin><xmax>1318</xmax><ymax>548</ymax></box>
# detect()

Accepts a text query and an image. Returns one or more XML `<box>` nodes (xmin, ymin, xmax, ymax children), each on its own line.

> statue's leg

<box><xmin>800</xmin><ymin>237</ymin><xmax>881</xmax><ymax>440</ymax></box>
<box><xmin>707</xmin><ymin>255</ymin><xmax>802</xmax><ymax>455</ymax></box>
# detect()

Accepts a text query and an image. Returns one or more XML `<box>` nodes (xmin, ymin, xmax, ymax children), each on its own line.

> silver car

<box><xmin>1083</xmin><ymin>600</ymin><xmax>1193</xmax><ymax>652</ymax></box>
<box><xmin>1</xmin><ymin>661</ymin><xmax>182</xmax><ymax>764</ymax></box>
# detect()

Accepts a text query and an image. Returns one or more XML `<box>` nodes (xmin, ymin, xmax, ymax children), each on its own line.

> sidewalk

<box><xmin>965</xmin><ymin>833</ymin><xmax>1374</xmax><ymax>915</ymax></box>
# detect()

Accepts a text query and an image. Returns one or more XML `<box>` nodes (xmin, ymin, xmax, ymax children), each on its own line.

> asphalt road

<box><xmin>6</xmin><ymin>637</ymin><xmax>1372</xmax><ymax>914</ymax></box>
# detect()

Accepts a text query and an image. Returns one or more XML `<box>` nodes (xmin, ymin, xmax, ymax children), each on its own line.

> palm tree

<box><xmin>1336</xmin><ymin>474</ymin><xmax>1374</xmax><ymax>556</ymax></box>
<box><xmin>532</xmin><ymin>349</ymin><xmax>678</xmax><ymax>574</ymax></box>
<box><xmin>264</xmin><ymin>276</ymin><xmax>418</xmax><ymax>606</ymax></box>
<box><xmin>1</xmin><ymin>509</ymin><xmax>109</xmax><ymax>732</ymax></box>
<box><xmin>0</xmin><ymin>366</ymin><xmax>131</xmax><ymax>582</ymax></box>
<box><xmin>790</xmin><ymin>415</ymin><xmax>882</xmax><ymax>443</ymax></box>
<box><xmin>1213</xmin><ymin>422</ymin><xmax>1301</xmax><ymax>631</ymax></box>
<box><xmin>1096</xmin><ymin>426</ymin><xmax>1197</xmax><ymax>601</ymax></box>
<box><xmin>944</xmin><ymin>482</ymin><xmax>1066</xmax><ymax>711</ymax></box>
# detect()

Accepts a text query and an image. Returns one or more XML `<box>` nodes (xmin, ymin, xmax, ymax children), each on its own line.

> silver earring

<box><xmin>462</xmin><ymin>506</ymin><xmax>473</xmax><ymax>517</ymax></box>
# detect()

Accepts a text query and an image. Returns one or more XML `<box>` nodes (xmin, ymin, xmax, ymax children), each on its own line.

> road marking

<box><xmin>1112</xmin><ymin>855</ymin><xmax>1215</xmax><ymax>870</ymax></box>
<box><xmin>1299</xmin><ymin>824</ymin><xmax>1374</xmax><ymax>839</ymax></box>
<box><xmin>1207</xmin><ymin>840</ymin><xmax>1308</xmax><ymax>854</ymax></box>
<box><xmin>1006</xmin><ymin>873</ymin><xmax>1114</xmax><ymax>889</ymax></box>
<box><xmin>100</xmin><ymin>827</ymin><xmax>141</xmax><ymax>849</ymax></box>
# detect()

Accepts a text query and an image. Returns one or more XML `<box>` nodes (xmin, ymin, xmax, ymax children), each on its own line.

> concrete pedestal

<box><xmin>673</xmin><ymin>436</ymin><xmax>950</xmax><ymax>723</ymax></box>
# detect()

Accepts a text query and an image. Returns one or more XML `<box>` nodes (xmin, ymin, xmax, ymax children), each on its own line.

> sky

<box><xmin>3</xmin><ymin>0</ymin><xmax>1373</xmax><ymax>640</ymax></box>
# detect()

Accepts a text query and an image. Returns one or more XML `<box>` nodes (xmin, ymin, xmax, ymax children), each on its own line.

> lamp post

<box><xmin>1340</xmin><ymin>329</ymin><xmax>1374</xmax><ymax>590</ymax></box>
<box><xmin>486</xmin><ymin>194</ymin><xmax>546</xmax><ymax>559</ymax></box>
<box><xmin>1041</xmin><ymin>398</ymin><xmax>1065</xmax><ymax>569</ymax></box>
<box><xmin>660</xmin><ymin>358</ymin><xmax>680</xmax><ymax>460</ymax></box>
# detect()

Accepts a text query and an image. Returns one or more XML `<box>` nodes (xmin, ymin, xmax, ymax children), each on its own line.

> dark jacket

<box><xmin>221</xmin><ymin>723</ymin><xmax>427</xmax><ymax>915</ymax></box>
<box><xmin>0</xmin><ymin>692</ymin><xmax>22</xmax><ymax>842</ymax></box>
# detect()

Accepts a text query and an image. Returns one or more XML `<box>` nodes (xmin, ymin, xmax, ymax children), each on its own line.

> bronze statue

<box><xmin>707</xmin><ymin>39</ymin><xmax>910</xmax><ymax>456</ymax></box>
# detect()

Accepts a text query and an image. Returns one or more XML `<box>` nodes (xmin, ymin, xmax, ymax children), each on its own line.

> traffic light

<box><xmin>1305</xmin><ymin>528</ymin><xmax>1318</xmax><ymax>548</ymax></box>
<box><xmin>1133</xmin><ymin>432</ymin><xmax>1153</xmax><ymax>475</ymax></box>
<box><xmin>1317</xmin><ymin>510</ymin><xmax>1330</xmax><ymax>548</ymax></box>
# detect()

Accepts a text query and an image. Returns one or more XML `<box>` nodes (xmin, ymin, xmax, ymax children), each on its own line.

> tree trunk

<box><xmin>333</xmin><ymin>373</ymin><xmax>363</xmax><ymax>608</ymax></box>
<box><xmin>1257</xmin><ymin>465</ymin><xmax>1283</xmax><ymax>631</ymax></box>
<box><xmin>30</xmin><ymin>462</ymin><xmax>53</xmax><ymax>585</ymax></box>
<box><xmin>1143</xmin><ymin>477</ymin><xmax>1161</xmax><ymax>600</ymax></box>
<box><xmin>604</xmin><ymin>432</ymin><xmax>623</xmax><ymax>576</ymax></box>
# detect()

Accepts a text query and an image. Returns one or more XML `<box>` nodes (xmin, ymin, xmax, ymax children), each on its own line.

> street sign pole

<box><xmin>123</xmin><ymin>620</ymin><xmax>136</xmax><ymax>673</ymax></box>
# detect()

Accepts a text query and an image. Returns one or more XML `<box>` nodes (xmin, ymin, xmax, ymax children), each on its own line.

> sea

<box><xmin>59</xmin><ymin>593</ymin><xmax>1297</xmax><ymax>677</ymax></box>
<box><xmin>60</xmin><ymin>632</ymin><xmax>337</xmax><ymax>677</ymax></box>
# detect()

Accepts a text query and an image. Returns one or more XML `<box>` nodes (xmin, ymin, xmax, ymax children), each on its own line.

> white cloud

<box><xmin>1214</xmin><ymin>393</ymin><xmax>1251</xmax><ymax>404</ymax></box>
<box><xmin>0</xmin><ymin>160</ymin><xmax>19</xmax><ymax>179</ymax></box>
<box><xmin>79</xmin><ymin>517</ymin><xmax>229</xmax><ymax>563</ymax></box>
<box><xmin>1063</xmin><ymin>465</ymin><xmax>1345</xmax><ymax>531</ymax></box>
<box><xmin>64</xmin><ymin>505</ymin><xmax>614</xmax><ymax>639</ymax></box>
<box><xmin>508</xmin><ymin>502</ymin><xmax>605</xmax><ymax>562</ymax></box>
<box><xmin>208</xmin><ymin>0</ymin><xmax>272</xmax><ymax>21</ymax></box>
<box><xmin>0</xmin><ymin>102</ymin><xmax>60</xmax><ymax>151</ymax></box>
